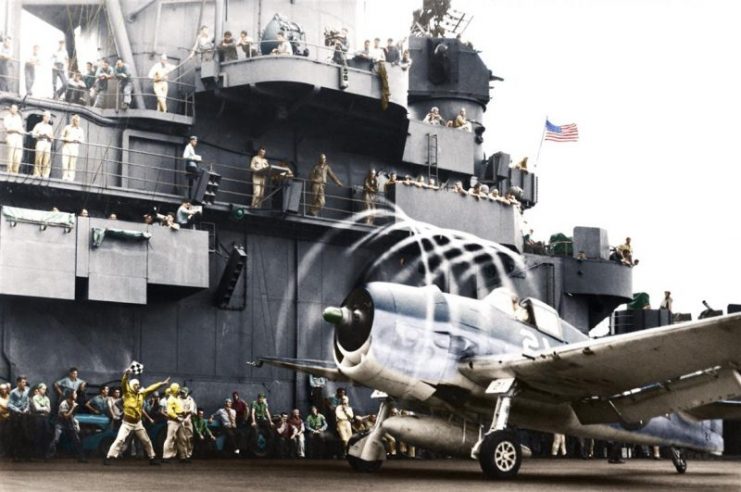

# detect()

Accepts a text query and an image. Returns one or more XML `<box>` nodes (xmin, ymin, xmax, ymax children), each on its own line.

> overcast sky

<box><xmin>362</xmin><ymin>0</ymin><xmax>741</xmax><ymax>322</ymax></box>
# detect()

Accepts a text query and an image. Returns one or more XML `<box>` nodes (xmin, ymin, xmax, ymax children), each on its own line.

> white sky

<box><xmin>362</xmin><ymin>0</ymin><xmax>741</xmax><ymax>322</ymax></box>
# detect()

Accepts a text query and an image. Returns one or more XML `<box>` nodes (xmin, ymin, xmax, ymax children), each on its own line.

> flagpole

<box><xmin>534</xmin><ymin>116</ymin><xmax>548</xmax><ymax>171</ymax></box>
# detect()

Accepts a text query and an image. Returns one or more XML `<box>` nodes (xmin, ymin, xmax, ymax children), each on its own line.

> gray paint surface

<box><xmin>0</xmin><ymin>209</ymin><xmax>76</xmax><ymax>300</ymax></box>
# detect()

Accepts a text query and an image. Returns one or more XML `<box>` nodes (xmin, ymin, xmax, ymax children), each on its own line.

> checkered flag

<box><xmin>129</xmin><ymin>361</ymin><xmax>144</xmax><ymax>375</ymax></box>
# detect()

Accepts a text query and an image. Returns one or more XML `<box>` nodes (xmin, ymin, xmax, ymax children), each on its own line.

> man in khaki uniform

<box><xmin>362</xmin><ymin>168</ymin><xmax>378</xmax><ymax>225</ymax></box>
<box><xmin>148</xmin><ymin>54</ymin><xmax>174</xmax><ymax>112</ymax></box>
<box><xmin>31</xmin><ymin>111</ymin><xmax>53</xmax><ymax>178</ymax></box>
<box><xmin>4</xmin><ymin>104</ymin><xmax>24</xmax><ymax>174</ymax></box>
<box><xmin>308</xmin><ymin>154</ymin><xmax>343</xmax><ymax>216</ymax></box>
<box><xmin>250</xmin><ymin>146</ymin><xmax>270</xmax><ymax>208</ymax></box>
<box><xmin>60</xmin><ymin>114</ymin><xmax>84</xmax><ymax>181</ymax></box>
<box><xmin>335</xmin><ymin>396</ymin><xmax>353</xmax><ymax>457</ymax></box>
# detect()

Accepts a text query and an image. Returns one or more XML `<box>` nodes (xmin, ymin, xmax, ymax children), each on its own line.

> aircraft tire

<box><xmin>670</xmin><ymin>447</ymin><xmax>687</xmax><ymax>474</ymax></box>
<box><xmin>346</xmin><ymin>434</ymin><xmax>383</xmax><ymax>473</ymax></box>
<box><xmin>478</xmin><ymin>430</ymin><xmax>522</xmax><ymax>480</ymax></box>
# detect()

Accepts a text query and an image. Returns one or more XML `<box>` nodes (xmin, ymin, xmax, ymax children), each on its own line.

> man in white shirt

<box><xmin>3</xmin><ymin>104</ymin><xmax>24</xmax><ymax>173</ymax></box>
<box><xmin>271</xmin><ymin>32</ymin><xmax>293</xmax><ymax>56</ymax></box>
<box><xmin>31</xmin><ymin>111</ymin><xmax>54</xmax><ymax>177</ymax></box>
<box><xmin>370</xmin><ymin>38</ymin><xmax>386</xmax><ymax>63</ymax></box>
<box><xmin>148</xmin><ymin>54</ymin><xmax>174</xmax><ymax>112</ymax></box>
<box><xmin>51</xmin><ymin>39</ymin><xmax>68</xmax><ymax>99</ymax></box>
<box><xmin>183</xmin><ymin>136</ymin><xmax>203</xmax><ymax>200</ymax></box>
<box><xmin>61</xmin><ymin>114</ymin><xmax>84</xmax><ymax>181</ymax></box>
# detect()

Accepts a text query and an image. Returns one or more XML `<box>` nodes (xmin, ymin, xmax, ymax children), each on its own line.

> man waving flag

<box><xmin>544</xmin><ymin>119</ymin><xmax>579</xmax><ymax>142</ymax></box>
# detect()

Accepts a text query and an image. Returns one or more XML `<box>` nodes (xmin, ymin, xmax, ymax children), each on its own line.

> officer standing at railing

<box><xmin>31</xmin><ymin>111</ymin><xmax>53</xmax><ymax>178</ymax></box>
<box><xmin>61</xmin><ymin>114</ymin><xmax>84</xmax><ymax>181</ymax></box>
<box><xmin>308</xmin><ymin>153</ymin><xmax>343</xmax><ymax>216</ymax></box>
<box><xmin>3</xmin><ymin>104</ymin><xmax>24</xmax><ymax>174</ymax></box>
<box><xmin>148</xmin><ymin>54</ymin><xmax>174</xmax><ymax>112</ymax></box>
<box><xmin>250</xmin><ymin>146</ymin><xmax>270</xmax><ymax>208</ymax></box>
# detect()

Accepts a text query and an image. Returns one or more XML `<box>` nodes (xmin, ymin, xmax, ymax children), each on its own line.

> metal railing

<box><xmin>204</xmin><ymin>39</ymin><xmax>409</xmax><ymax>74</ymax></box>
<box><xmin>0</xmin><ymin>139</ymin><xmax>393</xmax><ymax>225</ymax></box>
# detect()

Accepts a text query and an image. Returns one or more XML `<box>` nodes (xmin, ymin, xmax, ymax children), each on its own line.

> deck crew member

<box><xmin>105</xmin><ymin>367</ymin><xmax>170</xmax><ymax>465</ymax></box>
<box><xmin>180</xmin><ymin>387</ymin><xmax>197</xmax><ymax>459</ymax></box>
<box><xmin>162</xmin><ymin>383</ymin><xmax>188</xmax><ymax>462</ymax></box>
<box><xmin>362</xmin><ymin>168</ymin><xmax>378</xmax><ymax>225</ymax></box>
<box><xmin>335</xmin><ymin>395</ymin><xmax>353</xmax><ymax>456</ymax></box>
<box><xmin>148</xmin><ymin>54</ymin><xmax>174</xmax><ymax>112</ymax></box>
<box><xmin>250</xmin><ymin>146</ymin><xmax>270</xmax><ymax>208</ymax></box>
<box><xmin>31</xmin><ymin>111</ymin><xmax>53</xmax><ymax>178</ymax></box>
<box><xmin>4</xmin><ymin>104</ymin><xmax>24</xmax><ymax>173</ymax></box>
<box><xmin>60</xmin><ymin>114</ymin><xmax>84</xmax><ymax>181</ymax></box>
<box><xmin>308</xmin><ymin>153</ymin><xmax>343</xmax><ymax>216</ymax></box>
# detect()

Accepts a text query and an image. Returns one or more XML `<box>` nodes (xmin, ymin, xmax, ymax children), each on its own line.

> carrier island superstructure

<box><xmin>0</xmin><ymin>0</ymin><xmax>634</xmax><ymax>419</ymax></box>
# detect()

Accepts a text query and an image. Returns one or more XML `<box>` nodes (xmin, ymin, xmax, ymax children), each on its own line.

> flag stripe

<box><xmin>544</xmin><ymin>120</ymin><xmax>579</xmax><ymax>142</ymax></box>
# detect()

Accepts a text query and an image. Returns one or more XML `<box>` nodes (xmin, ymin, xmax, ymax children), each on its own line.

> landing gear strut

<box><xmin>670</xmin><ymin>447</ymin><xmax>687</xmax><ymax>474</ymax></box>
<box><xmin>475</xmin><ymin>382</ymin><xmax>522</xmax><ymax>480</ymax></box>
<box><xmin>346</xmin><ymin>399</ymin><xmax>391</xmax><ymax>473</ymax></box>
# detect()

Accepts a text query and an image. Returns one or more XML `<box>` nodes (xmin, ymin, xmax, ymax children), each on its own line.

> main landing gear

<box><xmin>474</xmin><ymin>385</ymin><xmax>522</xmax><ymax>480</ymax></box>
<box><xmin>670</xmin><ymin>447</ymin><xmax>687</xmax><ymax>474</ymax></box>
<box><xmin>346</xmin><ymin>399</ymin><xmax>391</xmax><ymax>473</ymax></box>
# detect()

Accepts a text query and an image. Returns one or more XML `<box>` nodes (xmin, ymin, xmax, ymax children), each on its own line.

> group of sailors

<box><xmin>3</xmin><ymin>104</ymin><xmax>83</xmax><ymax>180</ymax></box>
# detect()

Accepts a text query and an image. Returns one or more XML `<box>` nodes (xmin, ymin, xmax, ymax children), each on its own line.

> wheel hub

<box><xmin>494</xmin><ymin>441</ymin><xmax>517</xmax><ymax>472</ymax></box>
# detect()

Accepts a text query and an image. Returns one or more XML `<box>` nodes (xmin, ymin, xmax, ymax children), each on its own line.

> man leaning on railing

<box><xmin>114</xmin><ymin>58</ymin><xmax>133</xmax><ymax>110</ymax></box>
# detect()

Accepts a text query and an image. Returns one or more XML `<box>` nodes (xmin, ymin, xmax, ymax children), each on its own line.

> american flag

<box><xmin>544</xmin><ymin>120</ymin><xmax>579</xmax><ymax>142</ymax></box>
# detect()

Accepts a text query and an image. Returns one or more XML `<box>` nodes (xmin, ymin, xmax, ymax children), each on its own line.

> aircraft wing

<box><xmin>460</xmin><ymin>313</ymin><xmax>741</xmax><ymax>424</ymax></box>
<box><xmin>251</xmin><ymin>356</ymin><xmax>351</xmax><ymax>382</ymax></box>
<box><xmin>686</xmin><ymin>400</ymin><xmax>741</xmax><ymax>420</ymax></box>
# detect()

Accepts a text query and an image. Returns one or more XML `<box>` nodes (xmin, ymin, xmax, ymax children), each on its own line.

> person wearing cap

<box><xmin>0</xmin><ymin>382</ymin><xmax>10</xmax><ymax>457</ymax></box>
<box><xmin>105</xmin><ymin>367</ymin><xmax>170</xmax><ymax>465</ymax></box>
<box><xmin>183</xmin><ymin>136</ymin><xmax>203</xmax><ymax>201</ymax></box>
<box><xmin>0</xmin><ymin>35</ymin><xmax>12</xmax><ymax>92</ymax></box>
<box><xmin>148</xmin><ymin>54</ymin><xmax>175</xmax><ymax>112</ymax></box>
<box><xmin>162</xmin><ymin>383</ymin><xmax>188</xmax><ymax>462</ymax></box>
<box><xmin>210</xmin><ymin>398</ymin><xmax>239</xmax><ymax>455</ymax></box>
<box><xmin>3</xmin><ymin>104</ymin><xmax>24</xmax><ymax>174</ymax></box>
<box><xmin>51</xmin><ymin>39</ymin><xmax>68</xmax><ymax>99</ymax></box>
<box><xmin>93</xmin><ymin>58</ymin><xmax>113</xmax><ymax>108</ymax></box>
<box><xmin>180</xmin><ymin>387</ymin><xmax>197</xmax><ymax>459</ymax></box>
<box><xmin>249</xmin><ymin>146</ymin><xmax>270</xmax><ymax>208</ymax></box>
<box><xmin>31</xmin><ymin>111</ymin><xmax>54</xmax><ymax>178</ymax></box>
<box><xmin>60</xmin><ymin>114</ymin><xmax>84</xmax><ymax>181</ymax></box>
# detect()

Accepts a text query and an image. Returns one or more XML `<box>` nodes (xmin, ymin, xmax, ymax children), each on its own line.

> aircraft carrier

<box><xmin>2</xmin><ymin>0</ymin><xmax>735</xmax><ymax>452</ymax></box>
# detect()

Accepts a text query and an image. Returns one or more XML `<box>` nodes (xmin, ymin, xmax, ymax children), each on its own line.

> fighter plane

<box><xmin>255</xmin><ymin>281</ymin><xmax>741</xmax><ymax>479</ymax></box>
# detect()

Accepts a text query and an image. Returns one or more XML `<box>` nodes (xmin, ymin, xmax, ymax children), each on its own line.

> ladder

<box><xmin>427</xmin><ymin>133</ymin><xmax>439</xmax><ymax>182</ymax></box>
